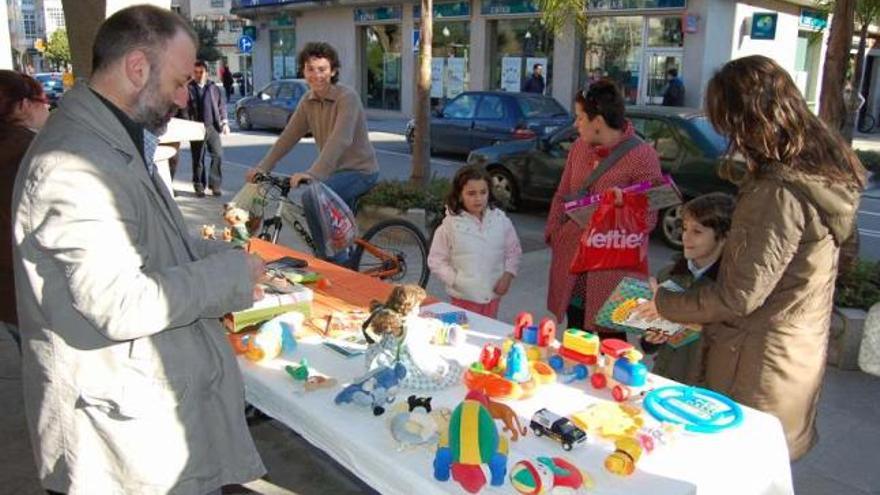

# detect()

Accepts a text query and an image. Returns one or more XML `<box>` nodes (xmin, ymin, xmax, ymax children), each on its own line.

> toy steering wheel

<box><xmin>643</xmin><ymin>385</ymin><xmax>743</xmax><ymax>434</ymax></box>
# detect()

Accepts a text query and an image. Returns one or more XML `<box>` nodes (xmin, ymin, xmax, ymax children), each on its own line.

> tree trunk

<box><xmin>842</xmin><ymin>22</ymin><xmax>870</xmax><ymax>142</ymax></box>
<box><xmin>410</xmin><ymin>0</ymin><xmax>433</xmax><ymax>186</ymax></box>
<box><xmin>819</xmin><ymin>0</ymin><xmax>856</xmax><ymax>132</ymax></box>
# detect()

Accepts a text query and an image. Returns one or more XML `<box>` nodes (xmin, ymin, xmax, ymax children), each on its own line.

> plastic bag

<box><xmin>570</xmin><ymin>191</ymin><xmax>649</xmax><ymax>273</ymax></box>
<box><xmin>302</xmin><ymin>181</ymin><xmax>358</xmax><ymax>258</ymax></box>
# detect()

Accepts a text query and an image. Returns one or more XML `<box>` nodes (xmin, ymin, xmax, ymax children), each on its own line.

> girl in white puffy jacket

<box><xmin>428</xmin><ymin>166</ymin><xmax>522</xmax><ymax>318</ymax></box>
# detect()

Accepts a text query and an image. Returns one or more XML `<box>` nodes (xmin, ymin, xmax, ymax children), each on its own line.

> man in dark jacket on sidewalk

<box><xmin>662</xmin><ymin>68</ymin><xmax>685</xmax><ymax>107</ymax></box>
<box><xmin>187</xmin><ymin>60</ymin><xmax>229</xmax><ymax>197</ymax></box>
<box><xmin>522</xmin><ymin>63</ymin><xmax>545</xmax><ymax>94</ymax></box>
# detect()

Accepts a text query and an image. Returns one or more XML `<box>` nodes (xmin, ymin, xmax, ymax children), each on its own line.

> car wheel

<box><xmin>659</xmin><ymin>206</ymin><xmax>684</xmax><ymax>249</ymax></box>
<box><xmin>532</xmin><ymin>426</ymin><xmax>544</xmax><ymax>436</ymax></box>
<box><xmin>237</xmin><ymin>109</ymin><xmax>252</xmax><ymax>131</ymax></box>
<box><xmin>563</xmin><ymin>442</ymin><xmax>573</xmax><ymax>451</ymax></box>
<box><xmin>488</xmin><ymin>167</ymin><xmax>519</xmax><ymax>211</ymax></box>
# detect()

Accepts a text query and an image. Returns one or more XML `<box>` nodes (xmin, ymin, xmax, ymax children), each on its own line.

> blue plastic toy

<box><xmin>334</xmin><ymin>363</ymin><xmax>407</xmax><ymax>416</ymax></box>
<box><xmin>643</xmin><ymin>385</ymin><xmax>744</xmax><ymax>434</ymax></box>
<box><xmin>548</xmin><ymin>355</ymin><xmax>589</xmax><ymax>384</ymax></box>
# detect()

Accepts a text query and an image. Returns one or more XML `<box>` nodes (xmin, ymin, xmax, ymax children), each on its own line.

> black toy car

<box><xmin>530</xmin><ymin>408</ymin><xmax>587</xmax><ymax>451</ymax></box>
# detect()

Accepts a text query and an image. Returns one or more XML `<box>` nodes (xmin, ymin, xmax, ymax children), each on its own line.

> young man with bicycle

<box><xmin>246</xmin><ymin>42</ymin><xmax>379</xmax><ymax>211</ymax></box>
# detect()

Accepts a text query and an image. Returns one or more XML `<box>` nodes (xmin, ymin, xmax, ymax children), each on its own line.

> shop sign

<box><xmin>586</xmin><ymin>0</ymin><xmax>686</xmax><ymax>11</ymax></box>
<box><xmin>354</xmin><ymin>6</ymin><xmax>402</xmax><ymax>22</ymax></box>
<box><xmin>751</xmin><ymin>12</ymin><xmax>778</xmax><ymax>40</ymax></box>
<box><xmin>481</xmin><ymin>0</ymin><xmax>540</xmax><ymax>15</ymax></box>
<box><xmin>799</xmin><ymin>8</ymin><xmax>827</xmax><ymax>30</ymax></box>
<box><xmin>414</xmin><ymin>1</ymin><xmax>471</xmax><ymax>19</ymax></box>
<box><xmin>271</xmin><ymin>14</ymin><xmax>294</xmax><ymax>27</ymax></box>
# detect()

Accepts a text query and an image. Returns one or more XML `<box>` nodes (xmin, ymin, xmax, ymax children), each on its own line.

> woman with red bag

<box><xmin>545</xmin><ymin>80</ymin><xmax>662</xmax><ymax>339</ymax></box>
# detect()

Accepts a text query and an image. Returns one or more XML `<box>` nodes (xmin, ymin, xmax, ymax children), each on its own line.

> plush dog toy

<box><xmin>200</xmin><ymin>224</ymin><xmax>217</xmax><ymax>240</ymax></box>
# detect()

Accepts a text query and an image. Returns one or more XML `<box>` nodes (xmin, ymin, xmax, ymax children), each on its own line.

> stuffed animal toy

<box><xmin>334</xmin><ymin>363</ymin><xmax>407</xmax><ymax>416</ymax></box>
<box><xmin>486</xmin><ymin>398</ymin><xmax>527</xmax><ymax>441</ymax></box>
<box><xmin>222</xmin><ymin>202</ymin><xmax>251</xmax><ymax>247</ymax></box>
<box><xmin>363</xmin><ymin>285</ymin><xmax>464</xmax><ymax>390</ymax></box>
<box><xmin>408</xmin><ymin>395</ymin><xmax>433</xmax><ymax>413</ymax></box>
<box><xmin>434</xmin><ymin>390</ymin><xmax>508</xmax><ymax>494</ymax></box>
<box><xmin>201</xmin><ymin>224</ymin><xmax>217</xmax><ymax>240</ymax></box>
<box><xmin>387</xmin><ymin>396</ymin><xmax>450</xmax><ymax>451</ymax></box>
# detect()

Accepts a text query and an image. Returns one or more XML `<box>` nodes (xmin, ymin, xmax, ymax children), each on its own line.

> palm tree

<box><xmin>410</xmin><ymin>0</ymin><xmax>433</xmax><ymax>186</ymax></box>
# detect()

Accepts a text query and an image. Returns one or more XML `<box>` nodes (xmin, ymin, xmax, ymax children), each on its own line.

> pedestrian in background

<box><xmin>522</xmin><ymin>63</ymin><xmax>546</xmax><ymax>94</ymax></box>
<box><xmin>635</xmin><ymin>55</ymin><xmax>866</xmax><ymax>460</ymax></box>
<box><xmin>186</xmin><ymin>59</ymin><xmax>230</xmax><ymax>197</ymax></box>
<box><xmin>11</xmin><ymin>6</ymin><xmax>266</xmax><ymax>493</ymax></box>
<box><xmin>0</xmin><ymin>70</ymin><xmax>50</xmax><ymax>350</ymax></box>
<box><xmin>221</xmin><ymin>62</ymin><xmax>235</xmax><ymax>101</ymax></box>
<box><xmin>429</xmin><ymin>166</ymin><xmax>522</xmax><ymax>318</ymax></box>
<box><xmin>662</xmin><ymin>68</ymin><xmax>685</xmax><ymax>106</ymax></box>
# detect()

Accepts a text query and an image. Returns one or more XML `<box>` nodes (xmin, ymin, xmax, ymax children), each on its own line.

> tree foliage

<box><xmin>535</xmin><ymin>0</ymin><xmax>586</xmax><ymax>35</ymax></box>
<box><xmin>44</xmin><ymin>28</ymin><xmax>71</xmax><ymax>69</ymax></box>
<box><xmin>191</xmin><ymin>22</ymin><xmax>223</xmax><ymax>62</ymax></box>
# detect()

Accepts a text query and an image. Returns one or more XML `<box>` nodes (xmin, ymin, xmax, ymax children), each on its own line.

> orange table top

<box><xmin>246</xmin><ymin>238</ymin><xmax>436</xmax><ymax>327</ymax></box>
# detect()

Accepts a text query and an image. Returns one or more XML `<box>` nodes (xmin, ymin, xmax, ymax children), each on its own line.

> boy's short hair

<box><xmin>682</xmin><ymin>193</ymin><xmax>736</xmax><ymax>240</ymax></box>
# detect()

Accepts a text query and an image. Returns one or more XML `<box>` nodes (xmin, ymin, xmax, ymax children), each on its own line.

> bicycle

<box><xmin>249</xmin><ymin>173</ymin><xmax>431</xmax><ymax>288</ymax></box>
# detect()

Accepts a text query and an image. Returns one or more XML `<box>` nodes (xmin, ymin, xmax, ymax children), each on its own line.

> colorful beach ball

<box><xmin>509</xmin><ymin>459</ymin><xmax>553</xmax><ymax>494</ymax></box>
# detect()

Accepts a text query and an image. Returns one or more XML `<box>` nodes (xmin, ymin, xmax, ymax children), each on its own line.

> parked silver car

<box><xmin>235</xmin><ymin>79</ymin><xmax>308</xmax><ymax>131</ymax></box>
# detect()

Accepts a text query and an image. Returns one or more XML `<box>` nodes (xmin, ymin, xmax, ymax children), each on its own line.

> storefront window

<box><xmin>363</xmin><ymin>25</ymin><xmax>402</xmax><ymax>110</ymax></box>
<box><xmin>582</xmin><ymin>16</ymin><xmax>642</xmax><ymax>104</ymax></box>
<box><xmin>489</xmin><ymin>18</ymin><xmax>553</xmax><ymax>94</ymax></box>
<box><xmin>419</xmin><ymin>20</ymin><xmax>470</xmax><ymax>106</ymax></box>
<box><xmin>647</xmin><ymin>16</ymin><xmax>683</xmax><ymax>47</ymax></box>
<box><xmin>270</xmin><ymin>29</ymin><xmax>296</xmax><ymax>79</ymax></box>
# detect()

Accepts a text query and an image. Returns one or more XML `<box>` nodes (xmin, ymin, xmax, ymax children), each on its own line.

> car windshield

<box><xmin>517</xmin><ymin>96</ymin><xmax>568</xmax><ymax>118</ymax></box>
<box><xmin>689</xmin><ymin>117</ymin><xmax>729</xmax><ymax>156</ymax></box>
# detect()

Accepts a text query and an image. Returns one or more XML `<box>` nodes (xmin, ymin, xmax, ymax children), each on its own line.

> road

<box><xmin>172</xmin><ymin>126</ymin><xmax>880</xmax><ymax>263</ymax></box>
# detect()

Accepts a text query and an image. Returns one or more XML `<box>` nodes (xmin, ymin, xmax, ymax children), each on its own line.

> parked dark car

<box><xmin>466</xmin><ymin>105</ymin><xmax>736</xmax><ymax>248</ymax></box>
<box><xmin>405</xmin><ymin>91</ymin><xmax>571</xmax><ymax>156</ymax></box>
<box><xmin>34</xmin><ymin>72</ymin><xmax>64</xmax><ymax>108</ymax></box>
<box><xmin>235</xmin><ymin>78</ymin><xmax>308</xmax><ymax>131</ymax></box>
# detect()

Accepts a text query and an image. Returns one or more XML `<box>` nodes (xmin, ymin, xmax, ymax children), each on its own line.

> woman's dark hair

<box><xmin>194</xmin><ymin>60</ymin><xmax>208</xmax><ymax>70</ymax></box>
<box><xmin>0</xmin><ymin>70</ymin><xmax>45</xmax><ymax>129</ymax></box>
<box><xmin>446</xmin><ymin>165</ymin><xmax>495</xmax><ymax>215</ymax></box>
<box><xmin>682</xmin><ymin>192</ymin><xmax>736</xmax><ymax>240</ymax></box>
<box><xmin>575</xmin><ymin>79</ymin><xmax>626</xmax><ymax>130</ymax></box>
<box><xmin>92</xmin><ymin>5</ymin><xmax>196</xmax><ymax>74</ymax></box>
<box><xmin>298</xmin><ymin>42</ymin><xmax>341</xmax><ymax>84</ymax></box>
<box><xmin>706</xmin><ymin>55</ymin><xmax>866</xmax><ymax>188</ymax></box>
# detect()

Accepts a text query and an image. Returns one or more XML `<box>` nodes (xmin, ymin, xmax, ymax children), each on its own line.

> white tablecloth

<box><xmin>239</xmin><ymin>302</ymin><xmax>794</xmax><ymax>495</ymax></box>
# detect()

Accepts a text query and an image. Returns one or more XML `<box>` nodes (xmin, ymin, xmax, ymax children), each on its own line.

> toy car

<box><xmin>529</xmin><ymin>408</ymin><xmax>587</xmax><ymax>451</ymax></box>
<box><xmin>591</xmin><ymin>339</ymin><xmax>648</xmax><ymax>402</ymax></box>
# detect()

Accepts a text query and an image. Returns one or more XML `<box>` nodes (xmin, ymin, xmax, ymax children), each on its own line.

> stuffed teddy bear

<box><xmin>200</xmin><ymin>224</ymin><xmax>217</xmax><ymax>240</ymax></box>
<box><xmin>363</xmin><ymin>285</ymin><xmax>464</xmax><ymax>390</ymax></box>
<box><xmin>222</xmin><ymin>202</ymin><xmax>251</xmax><ymax>247</ymax></box>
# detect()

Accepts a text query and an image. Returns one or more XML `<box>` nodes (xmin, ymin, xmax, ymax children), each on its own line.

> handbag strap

<box><xmin>573</xmin><ymin>135</ymin><xmax>644</xmax><ymax>198</ymax></box>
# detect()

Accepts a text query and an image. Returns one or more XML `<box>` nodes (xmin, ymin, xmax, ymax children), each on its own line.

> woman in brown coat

<box><xmin>637</xmin><ymin>56</ymin><xmax>865</xmax><ymax>460</ymax></box>
<box><xmin>0</xmin><ymin>70</ymin><xmax>50</xmax><ymax>347</ymax></box>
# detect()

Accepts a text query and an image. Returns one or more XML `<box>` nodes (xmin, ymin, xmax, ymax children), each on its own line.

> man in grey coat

<box><xmin>12</xmin><ymin>6</ymin><xmax>267</xmax><ymax>494</ymax></box>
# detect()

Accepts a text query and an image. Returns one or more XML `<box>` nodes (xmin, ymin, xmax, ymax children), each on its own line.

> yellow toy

<box><xmin>570</xmin><ymin>402</ymin><xmax>645</xmax><ymax>439</ymax></box>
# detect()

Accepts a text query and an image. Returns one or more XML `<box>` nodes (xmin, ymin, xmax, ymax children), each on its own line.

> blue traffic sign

<box><xmin>238</xmin><ymin>35</ymin><xmax>254</xmax><ymax>54</ymax></box>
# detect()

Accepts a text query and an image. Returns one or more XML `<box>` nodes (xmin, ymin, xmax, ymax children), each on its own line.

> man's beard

<box><xmin>132</xmin><ymin>73</ymin><xmax>177</xmax><ymax>135</ymax></box>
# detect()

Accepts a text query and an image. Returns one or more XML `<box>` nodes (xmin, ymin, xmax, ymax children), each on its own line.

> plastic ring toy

<box><xmin>643</xmin><ymin>385</ymin><xmax>743</xmax><ymax>434</ymax></box>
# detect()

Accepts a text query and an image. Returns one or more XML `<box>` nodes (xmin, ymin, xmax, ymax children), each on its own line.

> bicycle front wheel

<box><xmin>351</xmin><ymin>218</ymin><xmax>430</xmax><ymax>288</ymax></box>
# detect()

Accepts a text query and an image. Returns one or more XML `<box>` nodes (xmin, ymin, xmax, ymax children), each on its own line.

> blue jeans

<box><xmin>323</xmin><ymin>170</ymin><xmax>379</xmax><ymax>213</ymax></box>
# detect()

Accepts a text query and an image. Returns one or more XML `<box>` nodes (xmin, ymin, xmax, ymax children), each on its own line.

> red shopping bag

<box><xmin>570</xmin><ymin>191</ymin><xmax>649</xmax><ymax>273</ymax></box>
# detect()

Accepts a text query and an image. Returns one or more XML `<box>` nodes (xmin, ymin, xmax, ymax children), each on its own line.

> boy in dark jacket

<box><xmin>640</xmin><ymin>193</ymin><xmax>735</xmax><ymax>383</ymax></box>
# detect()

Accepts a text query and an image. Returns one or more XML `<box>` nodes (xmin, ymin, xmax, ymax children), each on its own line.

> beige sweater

<box><xmin>257</xmin><ymin>83</ymin><xmax>379</xmax><ymax>179</ymax></box>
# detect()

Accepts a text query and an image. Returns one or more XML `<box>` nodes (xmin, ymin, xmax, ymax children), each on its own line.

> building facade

<box><xmin>176</xmin><ymin>0</ymin><xmax>250</xmax><ymax>76</ymax></box>
<box><xmin>6</xmin><ymin>0</ymin><xmax>67</xmax><ymax>72</ymax></box>
<box><xmin>231</xmin><ymin>0</ymin><xmax>828</xmax><ymax>118</ymax></box>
